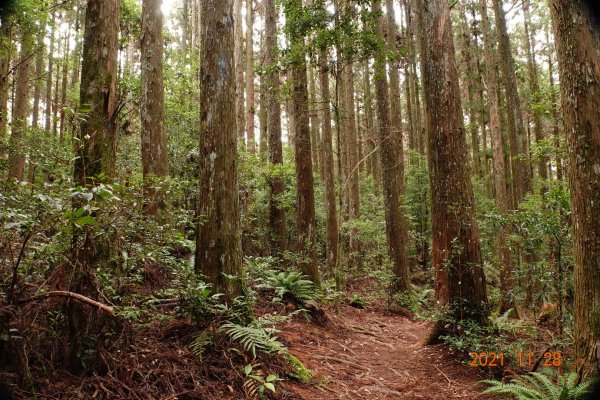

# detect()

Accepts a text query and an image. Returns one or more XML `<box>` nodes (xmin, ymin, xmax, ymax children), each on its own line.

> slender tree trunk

<box><xmin>32</xmin><ymin>14</ymin><xmax>47</xmax><ymax>128</ymax></box>
<box><xmin>385</xmin><ymin>0</ymin><xmax>405</xmax><ymax>190</ymax></box>
<box><xmin>234</xmin><ymin>0</ymin><xmax>245</xmax><ymax>146</ymax></box>
<box><xmin>492</xmin><ymin>0</ymin><xmax>531</xmax><ymax>205</ymax></box>
<box><xmin>308</xmin><ymin>64</ymin><xmax>321</xmax><ymax>179</ymax></box>
<box><xmin>551</xmin><ymin>0</ymin><xmax>600</xmax><ymax>378</ymax></box>
<box><xmin>265</xmin><ymin>0</ymin><xmax>287</xmax><ymax>255</ymax></box>
<box><xmin>320</xmin><ymin>48</ymin><xmax>338</xmax><ymax>273</ymax></box>
<box><xmin>458</xmin><ymin>4</ymin><xmax>481</xmax><ymax>177</ymax></box>
<box><xmin>547</xmin><ymin>29</ymin><xmax>563</xmax><ymax>181</ymax></box>
<box><xmin>245</xmin><ymin>0</ymin><xmax>256</xmax><ymax>153</ymax></box>
<box><xmin>479</xmin><ymin>0</ymin><xmax>515</xmax><ymax>316</ymax></box>
<box><xmin>285</xmin><ymin>0</ymin><xmax>320</xmax><ymax>285</ymax></box>
<box><xmin>196</xmin><ymin>0</ymin><xmax>244</xmax><ymax>297</ymax></box>
<box><xmin>45</xmin><ymin>5</ymin><xmax>56</xmax><ymax>133</ymax></box>
<box><xmin>0</xmin><ymin>20</ymin><xmax>12</xmax><ymax>144</ymax></box>
<box><xmin>373</xmin><ymin>1</ymin><xmax>410</xmax><ymax>293</ymax></box>
<box><xmin>523</xmin><ymin>0</ymin><xmax>547</xmax><ymax>184</ymax></box>
<box><xmin>417</xmin><ymin>0</ymin><xmax>488</xmax><ymax>338</ymax></box>
<box><xmin>8</xmin><ymin>31</ymin><xmax>34</xmax><ymax>181</ymax></box>
<box><xmin>52</xmin><ymin>37</ymin><xmax>60</xmax><ymax>137</ymax></box>
<box><xmin>141</xmin><ymin>0</ymin><xmax>169</xmax><ymax>215</ymax></box>
<box><xmin>259</xmin><ymin>66</ymin><xmax>268</xmax><ymax>161</ymax></box>
<box><xmin>59</xmin><ymin>29</ymin><xmax>69</xmax><ymax>144</ymax></box>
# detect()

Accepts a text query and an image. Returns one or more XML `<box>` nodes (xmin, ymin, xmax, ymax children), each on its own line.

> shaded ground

<box><xmin>280</xmin><ymin>303</ymin><xmax>493</xmax><ymax>399</ymax></box>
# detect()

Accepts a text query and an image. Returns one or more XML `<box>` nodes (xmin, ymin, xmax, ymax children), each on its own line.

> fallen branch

<box><xmin>17</xmin><ymin>291</ymin><xmax>115</xmax><ymax>315</ymax></box>
<box><xmin>434</xmin><ymin>365</ymin><xmax>453</xmax><ymax>388</ymax></box>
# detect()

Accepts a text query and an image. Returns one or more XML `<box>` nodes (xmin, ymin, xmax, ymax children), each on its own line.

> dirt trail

<box><xmin>280</xmin><ymin>304</ymin><xmax>491</xmax><ymax>399</ymax></box>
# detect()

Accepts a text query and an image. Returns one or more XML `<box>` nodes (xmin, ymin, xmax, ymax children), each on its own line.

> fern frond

<box><xmin>189</xmin><ymin>331</ymin><xmax>213</xmax><ymax>360</ymax></box>
<box><xmin>221</xmin><ymin>322</ymin><xmax>286</xmax><ymax>358</ymax></box>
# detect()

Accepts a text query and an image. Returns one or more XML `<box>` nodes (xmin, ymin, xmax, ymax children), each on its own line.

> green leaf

<box><xmin>264</xmin><ymin>382</ymin><xmax>275</xmax><ymax>392</ymax></box>
<box><xmin>244</xmin><ymin>364</ymin><xmax>252</xmax><ymax>375</ymax></box>
<box><xmin>74</xmin><ymin>215</ymin><xmax>96</xmax><ymax>227</ymax></box>
<box><xmin>266</xmin><ymin>374</ymin><xmax>277</xmax><ymax>382</ymax></box>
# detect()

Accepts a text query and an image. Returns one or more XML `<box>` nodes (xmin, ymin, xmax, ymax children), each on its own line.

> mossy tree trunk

<box><xmin>195</xmin><ymin>0</ymin><xmax>244</xmax><ymax>298</ymax></box>
<box><xmin>551</xmin><ymin>0</ymin><xmax>600</xmax><ymax>379</ymax></box>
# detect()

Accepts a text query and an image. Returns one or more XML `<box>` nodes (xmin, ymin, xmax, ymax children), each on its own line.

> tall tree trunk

<box><xmin>285</xmin><ymin>0</ymin><xmax>320</xmax><ymax>285</ymax></box>
<box><xmin>492</xmin><ymin>0</ymin><xmax>531</xmax><ymax>205</ymax></box>
<box><xmin>70</xmin><ymin>0</ymin><xmax>120</xmax><ymax>371</ymax></box>
<box><xmin>320</xmin><ymin>48</ymin><xmax>338</xmax><ymax>273</ymax></box>
<box><xmin>245</xmin><ymin>0</ymin><xmax>256</xmax><ymax>153</ymax></box>
<box><xmin>181</xmin><ymin>0</ymin><xmax>189</xmax><ymax>61</ymax></box>
<box><xmin>308</xmin><ymin>64</ymin><xmax>321</xmax><ymax>179</ymax></box>
<box><xmin>59</xmin><ymin>29</ymin><xmax>69</xmax><ymax>144</ymax></box>
<box><xmin>52</xmin><ymin>36</ymin><xmax>60</xmax><ymax>137</ymax></box>
<box><xmin>523</xmin><ymin>0</ymin><xmax>547</xmax><ymax>184</ymax></box>
<box><xmin>385</xmin><ymin>0</ymin><xmax>405</xmax><ymax>189</ymax></box>
<box><xmin>259</xmin><ymin>66</ymin><xmax>268</xmax><ymax>161</ymax></box>
<box><xmin>32</xmin><ymin>13</ymin><xmax>47</xmax><ymax>128</ymax></box>
<box><xmin>417</xmin><ymin>0</ymin><xmax>488</xmax><ymax>338</ymax></box>
<box><xmin>8</xmin><ymin>31</ymin><xmax>34</xmax><ymax>181</ymax></box>
<box><xmin>372</xmin><ymin>1</ymin><xmax>410</xmax><ymax>293</ymax></box>
<box><xmin>547</xmin><ymin>28</ymin><xmax>563</xmax><ymax>181</ymax></box>
<box><xmin>141</xmin><ymin>0</ymin><xmax>169</xmax><ymax>215</ymax></box>
<box><xmin>234</xmin><ymin>0</ymin><xmax>245</xmax><ymax>146</ymax></box>
<box><xmin>458</xmin><ymin>4</ymin><xmax>481</xmax><ymax>177</ymax></box>
<box><xmin>196</xmin><ymin>0</ymin><xmax>244</xmax><ymax>297</ymax></box>
<box><xmin>551</xmin><ymin>0</ymin><xmax>600</xmax><ymax>378</ymax></box>
<box><xmin>479</xmin><ymin>0</ymin><xmax>515</xmax><ymax>316</ymax></box>
<box><xmin>265</xmin><ymin>0</ymin><xmax>287</xmax><ymax>255</ymax></box>
<box><xmin>45</xmin><ymin>4</ymin><xmax>56</xmax><ymax>133</ymax></box>
<box><xmin>0</xmin><ymin>20</ymin><xmax>12</xmax><ymax>144</ymax></box>
<box><xmin>75</xmin><ymin>0</ymin><xmax>119</xmax><ymax>184</ymax></box>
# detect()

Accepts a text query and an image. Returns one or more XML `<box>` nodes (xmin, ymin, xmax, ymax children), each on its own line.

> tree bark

<box><xmin>523</xmin><ymin>0</ymin><xmax>547</xmax><ymax>184</ymax></box>
<box><xmin>458</xmin><ymin>3</ymin><xmax>481</xmax><ymax>178</ymax></box>
<box><xmin>234</xmin><ymin>0</ymin><xmax>246</xmax><ymax>146</ymax></box>
<box><xmin>551</xmin><ymin>0</ymin><xmax>600</xmax><ymax>378</ymax></box>
<box><xmin>417</xmin><ymin>0</ymin><xmax>488</xmax><ymax>336</ymax></box>
<box><xmin>75</xmin><ymin>0</ymin><xmax>119</xmax><ymax>184</ymax></box>
<box><xmin>492</xmin><ymin>0</ymin><xmax>531</xmax><ymax>205</ymax></box>
<box><xmin>547</xmin><ymin>28</ymin><xmax>563</xmax><ymax>181</ymax></box>
<box><xmin>265</xmin><ymin>0</ymin><xmax>287</xmax><ymax>255</ymax></box>
<box><xmin>373</xmin><ymin>1</ymin><xmax>410</xmax><ymax>293</ymax></box>
<box><xmin>479</xmin><ymin>0</ymin><xmax>515</xmax><ymax>316</ymax></box>
<box><xmin>45</xmin><ymin>4</ymin><xmax>56</xmax><ymax>133</ymax></box>
<box><xmin>196</xmin><ymin>0</ymin><xmax>244</xmax><ymax>298</ymax></box>
<box><xmin>70</xmin><ymin>0</ymin><xmax>120</xmax><ymax>371</ymax></box>
<box><xmin>245</xmin><ymin>0</ymin><xmax>256</xmax><ymax>153</ymax></box>
<box><xmin>0</xmin><ymin>19</ymin><xmax>13</xmax><ymax>146</ymax></box>
<box><xmin>285</xmin><ymin>0</ymin><xmax>320</xmax><ymax>286</ymax></box>
<box><xmin>385</xmin><ymin>0</ymin><xmax>405</xmax><ymax>190</ymax></box>
<box><xmin>319</xmin><ymin>49</ymin><xmax>338</xmax><ymax>273</ymax></box>
<box><xmin>8</xmin><ymin>30</ymin><xmax>34</xmax><ymax>181</ymax></box>
<box><xmin>141</xmin><ymin>0</ymin><xmax>169</xmax><ymax>215</ymax></box>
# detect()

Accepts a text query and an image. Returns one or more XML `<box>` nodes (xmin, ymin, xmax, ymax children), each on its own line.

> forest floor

<box><xmin>279</xmin><ymin>301</ymin><xmax>493</xmax><ymax>400</ymax></box>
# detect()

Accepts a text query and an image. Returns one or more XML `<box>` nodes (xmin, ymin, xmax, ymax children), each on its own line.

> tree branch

<box><xmin>17</xmin><ymin>291</ymin><xmax>115</xmax><ymax>315</ymax></box>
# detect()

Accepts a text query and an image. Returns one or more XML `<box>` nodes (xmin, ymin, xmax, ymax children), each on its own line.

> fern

<box><xmin>259</xmin><ymin>270</ymin><xmax>317</xmax><ymax>305</ymax></box>
<box><xmin>482</xmin><ymin>370</ymin><xmax>592</xmax><ymax>400</ymax></box>
<box><xmin>189</xmin><ymin>331</ymin><xmax>213</xmax><ymax>360</ymax></box>
<box><xmin>221</xmin><ymin>321</ymin><xmax>286</xmax><ymax>358</ymax></box>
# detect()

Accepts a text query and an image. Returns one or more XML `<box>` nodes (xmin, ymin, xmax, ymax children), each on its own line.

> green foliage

<box><xmin>258</xmin><ymin>270</ymin><xmax>318</xmax><ymax>305</ymax></box>
<box><xmin>221</xmin><ymin>319</ymin><xmax>286</xmax><ymax>358</ymax></box>
<box><xmin>482</xmin><ymin>370</ymin><xmax>592</xmax><ymax>400</ymax></box>
<box><xmin>189</xmin><ymin>331</ymin><xmax>214</xmax><ymax>361</ymax></box>
<box><xmin>243</xmin><ymin>363</ymin><xmax>281</xmax><ymax>398</ymax></box>
<box><xmin>285</xmin><ymin>354</ymin><xmax>311</xmax><ymax>383</ymax></box>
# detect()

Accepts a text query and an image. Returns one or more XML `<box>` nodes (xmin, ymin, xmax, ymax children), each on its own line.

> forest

<box><xmin>0</xmin><ymin>0</ymin><xmax>599</xmax><ymax>398</ymax></box>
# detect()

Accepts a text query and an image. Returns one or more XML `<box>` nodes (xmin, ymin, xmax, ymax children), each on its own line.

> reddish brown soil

<box><xmin>280</xmin><ymin>304</ymin><xmax>493</xmax><ymax>399</ymax></box>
